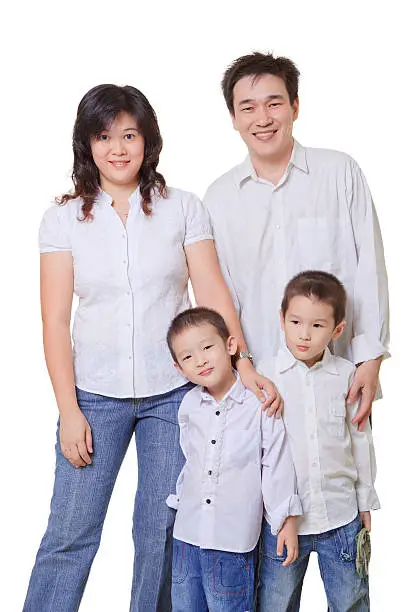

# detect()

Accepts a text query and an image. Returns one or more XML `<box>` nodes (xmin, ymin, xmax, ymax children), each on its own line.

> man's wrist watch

<box><xmin>236</xmin><ymin>351</ymin><xmax>254</xmax><ymax>364</ymax></box>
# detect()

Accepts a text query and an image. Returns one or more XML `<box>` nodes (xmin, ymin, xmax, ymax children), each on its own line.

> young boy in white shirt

<box><xmin>257</xmin><ymin>270</ymin><xmax>380</xmax><ymax>612</ymax></box>
<box><xmin>166</xmin><ymin>307</ymin><xmax>302</xmax><ymax>612</ymax></box>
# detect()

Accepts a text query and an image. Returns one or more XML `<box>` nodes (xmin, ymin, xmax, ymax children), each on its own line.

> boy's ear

<box><xmin>332</xmin><ymin>320</ymin><xmax>346</xmax><ymax>341</ymax></box>
<box><xmin>227</xmin><ymin>335</ymin><xmax>238</xmax><ymax>356</ymax></box>
<box><xmin>280</xmin><ymin>310</ymin><xmax>285</xmax><ymax>330</ymax></box>
<box><xmin>173</xmin><ymin>361</ymin><xmax>183</xmax><ymax>375</ymax></box>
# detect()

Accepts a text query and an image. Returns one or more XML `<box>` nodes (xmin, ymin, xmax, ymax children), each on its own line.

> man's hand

<box><xmin>60</xmin><ymin>408</ymin><xmax>93</xmax><ymax>468</ymax></box>
<box><xmin>360</xmin><ymin>511</ymin><xmax>371</xmax><ymax>531</ymax></box>
<box><xmin>277</xmin><ymin>516</ymin><xmax>298</xmax><ymax>566</ymax></box>
<box><xmin>347</xmin><ymin>356</ymin><xmax>382</xmax><ymax>430</ymax></box>
<box><xmin>236</xmin><ymin>358</ymin><xmax>283</xmax><ymax>416</ymax></box>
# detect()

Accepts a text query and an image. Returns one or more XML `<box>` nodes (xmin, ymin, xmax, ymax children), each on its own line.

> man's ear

<box><xmin>280</xmin><ymin>310</ymin><xmax>285</xmax><ymax>330</ymax></box>
<box><xmin>231</xmin><ymin>111</ymin><xmax>238</xmax><ymax>131</ymax></box>
<box><xmin>227</xmin><ymin>335</ymin><xmax>238</xmax><ymax>356</ymax></box>
<box><xmin>332</xmin><ymin>320</ymin><xmax>346</xmax><ymax>341</ymax></box>
<box><xmin>292</xmin><ymin>97</ymin><xmax>299</xmax><ymax>121</ymax></box>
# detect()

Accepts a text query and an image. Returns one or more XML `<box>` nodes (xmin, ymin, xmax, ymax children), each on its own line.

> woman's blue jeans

<box><xmin>23</xmin><ymin>383</ymin><xmax>193</xmax><ymax>612</ymax></box>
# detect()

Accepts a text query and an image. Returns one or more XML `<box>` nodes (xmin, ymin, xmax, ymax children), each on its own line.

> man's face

<box><xmin>231</xmin><ymin>74</ymin><xmax>298</xmax><ymax>164</ymax></box>
<box><xmin>281</xmin><ymin>295</ymin><xmax>346</xmax><ymax>368</ymax></box>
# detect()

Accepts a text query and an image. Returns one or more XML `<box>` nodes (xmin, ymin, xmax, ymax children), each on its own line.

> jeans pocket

<box><xmin>212</xmin><ymin>551</ymin><xmax>250</xmax><ymax>594</ymax></box>
<box><xmin>172</xmin><ymin>539</ymin><xmax>190</xmax><ymax>584</ymax></box>
<box><xmin>333</xmin><ymin>515</ymin><xmax>361</xmax><ymax>562</ymax></box>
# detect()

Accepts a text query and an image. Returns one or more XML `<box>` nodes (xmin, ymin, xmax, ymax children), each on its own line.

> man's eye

<box><xmin>269</xmin><ymin>103</ymin><xmax>280</xmax><ymax>108</ymax></box>
<box><xmin>242</xmin><ymin>107</ymin><xmax>253</xmax><ymax>112</ymax></box>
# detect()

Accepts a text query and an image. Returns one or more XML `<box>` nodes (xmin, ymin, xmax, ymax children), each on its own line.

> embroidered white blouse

<box><xmin>39</xmin><ymin>188</ymin><xmax>213</xmax><ymax>398</ymax></box>
<box><xmin>259</xmin><ymin>346</ymin><xmax>380</xmax><ymax>535</ymax></box>
<box><xmin>166</xmin><ymin>375</ymin><xmax>302</xmax><ymax>552</ymax></box>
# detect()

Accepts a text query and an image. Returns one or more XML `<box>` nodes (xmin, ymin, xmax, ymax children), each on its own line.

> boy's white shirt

<box><xmin>166</xmin><ymin>374</ymin><xmax>302</xmax><ymax>553</ymax></box>
<box><xmin>258</xmin><ymin>345</ymin><xmax>380</xmax><ymax>536</ymax></box>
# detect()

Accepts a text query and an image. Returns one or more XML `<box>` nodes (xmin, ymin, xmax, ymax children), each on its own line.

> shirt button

<box><xmin>208</xmin><ymin>470</ymin><xmax>212</xmax><ymax>475</ymax></box>
<box><xmin>128</xmin><ymin>356</ymin><xmax>132</xmax><ymax>360</ymax></box>
<box><xmin>276</xmin><ymin>224</ymin><xmax>280</xmax><ymax>229</ymax></box>
<box><xmin>211</xmin><ymin>439</ymin><xmax>216</xmax><ymax>445</ymax></box>
<box><xmin>206</xmin><ymin>499</ymin><xmax>211</xmax><ymax>504</ymax></box>
<box><xmin>215</xmin><ymin>411</ymin><xmax>220</xmax><ymax>416</ymax></box>
<box><xmin>122</xmin><ymin>260</ymin><xmax>127</xmax><ymax>264</ymax></box>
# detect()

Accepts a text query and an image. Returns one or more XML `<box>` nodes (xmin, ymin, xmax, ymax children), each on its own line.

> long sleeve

<box><xmin>261</xmin><ymin>413</ymin><xmax>302</xmax><ymax>535</ymax></box>
<box><xmin>348</xmin><ymin>161</ymin><xmax>390</xmax><ymax>364</ymax></box>
<box><xmin>346</xmin><ymin>374</ymin><xmax>381</xmax><ymax>511</ymax></box>
<box><xmin>166</xmin><ymin>411</ymin><xmax>189</xmax><ymax>510</ymax></box>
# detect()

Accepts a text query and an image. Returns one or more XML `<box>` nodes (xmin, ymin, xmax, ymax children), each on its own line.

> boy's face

<box><xmin>281</xmin><ymin>295</ymin><xmax>346</xmax><ymax>368</ymax></box>
<box><xmin>172</xmin><ymin>323</ymin><xmax>237</xmax><ymax>393</ymax></box>
<box><xmin>231</xmin><ymin>74</ymin><xmax>299</xmax><ymax>165</ymax></box>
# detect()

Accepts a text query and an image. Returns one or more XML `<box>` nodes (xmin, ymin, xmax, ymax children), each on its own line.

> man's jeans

<box><xmin>23</xmin><ymin>383</ymin><xmax>193</xmax><ymax>612</ymax></box>
<box><xmin>172</xmin><ymin>539</ymin><xmax>255</xmax><ymax>611</ymax></box>
<box><xmin>257</xmin><ymin>515</ymin><xmax>369</xmax><ymax>612</ymax></box>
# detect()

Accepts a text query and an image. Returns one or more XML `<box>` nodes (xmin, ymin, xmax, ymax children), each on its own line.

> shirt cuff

<box><xmin>351</xmin><ymin>333</ymin><xmax>390</xmax><ymax>365</ymax></box>
<box><xmin>265</xmin><ymin>494</ymin><xmax>303</xmax><ymax>535</ymax></box>
<box><xmin>166</xmin><ymin>494</ymin><xmax>180</xmax><ymax>510</ymax></box>
<box><xmin>356</xmin><ymin>487</ymin><xmax>381</xmax><ymax>512</ymax></box>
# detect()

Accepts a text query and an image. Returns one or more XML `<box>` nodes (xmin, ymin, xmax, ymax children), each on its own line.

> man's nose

<box><xmin>255</xmin><ymin>106</ymin><xmax>273</xmax><ymax>126</ymax></box>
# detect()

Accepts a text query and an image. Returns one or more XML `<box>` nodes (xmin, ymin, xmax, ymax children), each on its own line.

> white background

<box><xmin>1</xmin><ymin>0</ymin><xmax>406</xmax><ymax>610</ymax></box>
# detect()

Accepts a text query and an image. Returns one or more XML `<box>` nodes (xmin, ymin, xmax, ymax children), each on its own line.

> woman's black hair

<box><xmin>59</xmin><ymin>84</ymin><xmax>167</xmax><ymax>219</ymax></box>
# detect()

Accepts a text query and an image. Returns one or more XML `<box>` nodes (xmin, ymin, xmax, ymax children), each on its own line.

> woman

<box><xmin>23</xmin><ymin>84</ymin><xmax>280</xmax><ymax>611</ymax></box>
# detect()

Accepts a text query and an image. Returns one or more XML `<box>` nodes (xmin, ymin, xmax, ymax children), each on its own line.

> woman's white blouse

<box><xmin>39</xmin><ymin>188</ymin><xmax>213</xmax><ymax>398</ymax></box>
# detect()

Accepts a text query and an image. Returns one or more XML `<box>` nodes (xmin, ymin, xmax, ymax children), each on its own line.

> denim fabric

<box><xmin>172</xmin><ymin>539</ymin><xmax>255</xmax><ymax>611</ymax></box>
<box><xmin>257</xmin><ymin>515</ymin><xmax>369</xmax><ymax>612</ymax></box>
<box><xmin>23</xmin><ymin>382</ymin><xmax>193</xmax><ymax>612</ymax></box>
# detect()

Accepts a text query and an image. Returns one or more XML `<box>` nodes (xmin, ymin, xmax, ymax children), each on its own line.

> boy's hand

<box><xmin>360</xmin><ymin>511</ymin><xmax>371</xmax><ymax>531</ymax></box>
<box><xmin>236</xmin><ymin>359</ymin><xmax>283</xmax><ymax>417</ymax></box>
<box><xmin>277</xmin><ymin>516</ymin><xmax>298</xmax><ymax>566</ymax></box>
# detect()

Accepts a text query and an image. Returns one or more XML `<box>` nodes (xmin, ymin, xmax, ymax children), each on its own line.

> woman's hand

<box><xmin>236</xmin><ymin>358</ymin><xmax>283</xmax><ymax>417</ymax></box>
<box><xmin>277</xmin><ymin>516</ymin><xmax>299</xmax><ymax>566</ymax></box>
<box><xmin>60</xmin><ymin>408</ymin><xmax>93</xmax><ymax>468</ymax></box>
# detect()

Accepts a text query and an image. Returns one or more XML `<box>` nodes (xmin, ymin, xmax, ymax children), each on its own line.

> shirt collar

<box><xmin>95</xmin><ymin>186</ymin><xmax>141</xmax><ymax>208</ymax></box>
<box><xmin>200</xmin><ymin>370</ymin><xmax>247</xmax><ymax>405</ymax></box>
<box><xmin>235</xmin><ymin>139</ymin><xmax>308</xmax><ymax>188</ymax></box>
<box><xmin>277</xmin><ymin>344</ymin><xmax>339</xmax><ymax>375</ymax></box>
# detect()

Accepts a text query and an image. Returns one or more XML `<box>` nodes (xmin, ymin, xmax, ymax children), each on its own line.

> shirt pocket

<box><xmin>329</xmin><ymin>397</ymin><xmax>347</xmax><ymax>437</ymax></box>
<box><xmin>222</xmin><ymin>429</ymin><xmax>259</xmax><ymax>469</ymax></box>
<box><xmin>297</xmin><ymin>218</ymin><xmax>332</xmax><ymax>271</ymax></box>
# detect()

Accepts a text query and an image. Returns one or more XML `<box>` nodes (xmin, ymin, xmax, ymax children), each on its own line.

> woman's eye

<box><xmin>291</xmin><ymin>320</ymin><xmax>299</xmax><ymax>325</ymax></box>
<box><xmin>98</xmin><ymin>134</ymin><xmax>109</xmax><ymax>141</ymax></box>
<box><xmin>313</xmin><ymin>324</ymin><xmax>322</xmax><ymax>328</ymax></box>
<box><xmin>124</xmin><ymin>133</ymin><xmax>135</xmax><ymax>140</ymax></box>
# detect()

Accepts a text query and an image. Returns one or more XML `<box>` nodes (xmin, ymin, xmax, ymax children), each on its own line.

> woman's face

<box><xmin>91</xmin><ymin>111</ymin><xmax>145</xmax><ymax>192</ymax></box>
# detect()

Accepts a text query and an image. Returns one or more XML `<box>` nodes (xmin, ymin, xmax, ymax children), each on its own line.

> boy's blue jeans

<box><xmin>257</xmin><ymin>515</ymin><xmax>369</xmax><ymax>611</ymax></box>
<box><xmin>172</xmin><ymin>539</ymin><xmax>256</xmax><ymax>611</ymax></box>
<box><xmin>23</xmin><ymin>383</ymin><xmax>193</xmax><ymax>612</ymax></box>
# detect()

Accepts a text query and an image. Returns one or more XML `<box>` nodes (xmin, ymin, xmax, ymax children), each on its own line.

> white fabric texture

<box><xmin>258</xmin><ymin>346</ymin><xmax>380</xmax><ymax>536</ymax></box>
<box><xmin>166</xmin><ymin>375</ymin><xmax>302</xmax><ymax>553</ymax></box>
<box><xmin>204</xmin><ymin>140</ymin><xmax>389</xmax><ymax>367</ymax></box>
<box><xmin>39</xmin><ymin>187</ymin><xmax>213</xmax><ymax>397</ymax></box>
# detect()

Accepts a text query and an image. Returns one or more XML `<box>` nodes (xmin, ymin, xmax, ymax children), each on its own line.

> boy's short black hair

<box><xmin>281</xmin><ymin>270</ymin><xmax>347</xmax><ymax>325</ymax></box>
<box><xmin>167</xmin><ymin>307</ymin><xmax>230</xmax><ymax>363</ymax></box>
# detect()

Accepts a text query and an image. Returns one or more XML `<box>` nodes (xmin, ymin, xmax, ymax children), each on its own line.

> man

<box><xmin>203</xmin><ymin>52</ymin><xmax>389</xmax><ymax>429</ymax></box>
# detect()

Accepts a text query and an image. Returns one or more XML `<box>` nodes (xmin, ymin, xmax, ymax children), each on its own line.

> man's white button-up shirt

<box><xmin>259</xmin><ymin>346</ymin><xmax>380</xmax><ymax>535</ymax></box>
<box><xmin>39</xmin><ymin>188</ymin><xmax>213</xmax><ymax>398</ymax></box>
<box><xmin>166</xmin><ymin>375</ymin><xmax>302</xmax><ymax>553</ymax></box>
<box><xmin>204</xmin><ymin>141</ymin><xmax>389</xmax><ymax>366</ymax></box>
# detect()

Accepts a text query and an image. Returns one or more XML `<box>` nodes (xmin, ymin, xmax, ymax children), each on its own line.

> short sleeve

<box><xmin>181</xmin><ymin>192</ymin><xmax>213</xmax><ymax>247</ymax></box>
<box><xmin>39</xmin><ymin>205</ymin><xmax>72</xmax><ymax>253</ymax></box>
